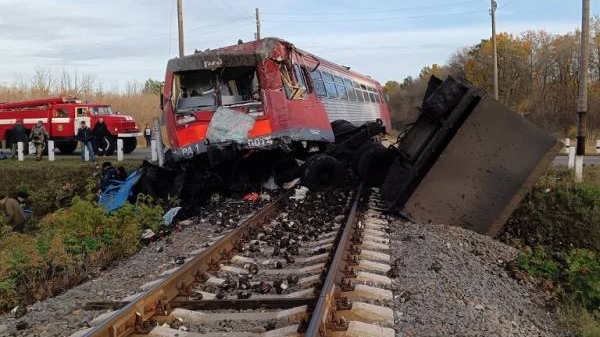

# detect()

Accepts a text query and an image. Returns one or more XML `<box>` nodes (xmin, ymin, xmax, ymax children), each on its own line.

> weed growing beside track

<box><xmin>503</xmin><ymin>166</ymin><xmax>600</xmax><ymax>336</ymax></box>
<box><xmin>0</xmin><ymin>159</ymin><xmax>165</xmax><ymax>312</ymax></box>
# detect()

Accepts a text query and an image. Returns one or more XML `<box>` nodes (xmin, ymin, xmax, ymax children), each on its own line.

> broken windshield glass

<box><xmin>174</xmin><ymin>67</ymin><xmax>260</xmax><ymax>113</ymax></box>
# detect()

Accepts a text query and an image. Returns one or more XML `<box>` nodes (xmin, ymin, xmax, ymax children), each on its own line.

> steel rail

<box><xmin>304</xmin><ymin>183</ymin><xmax>363</xmax><ymax>337</ymax></box>
<box><xmin>83</xmin><ymin>191</ymin><xmax>290</xmax><ymax>337</ymax></box>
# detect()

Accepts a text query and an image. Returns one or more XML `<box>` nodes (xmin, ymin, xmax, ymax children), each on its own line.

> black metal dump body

<box><xmin>382</xmin><ymin>76</ymin><xmax>560</xmax><ymax>236</ymax></box>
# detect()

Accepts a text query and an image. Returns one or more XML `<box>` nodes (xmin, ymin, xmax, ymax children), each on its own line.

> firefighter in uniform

<box><xmin>29</xmin><ymin>120</ymin><xmax>49</xmax><ymax>161</ymax></box>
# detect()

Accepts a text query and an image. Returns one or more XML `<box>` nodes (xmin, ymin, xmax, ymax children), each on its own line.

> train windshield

<box><xmin>173</xmin><ymin>66</ymin><xmax>259</xmax><ymax>113</ymax></box>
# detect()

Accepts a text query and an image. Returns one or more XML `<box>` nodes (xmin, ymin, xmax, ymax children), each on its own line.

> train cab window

<box><xmin>56</xmin><ymin>109</ymin><xmax>68</xmax><ymax>117</ymax></box>
<box><xmin>310</xmin><ymin>70</ymin><xmax>327</xmax><ymax>97</ymax></box>
<box><xmin>76</xmin><ymin>107</ymin><xmax>87</xmax><ymax>117</ymax></box>
<box><xmin>334</xmin><ymin>76</ymin><xmax>347</xmax><ymax>100</ymax></box>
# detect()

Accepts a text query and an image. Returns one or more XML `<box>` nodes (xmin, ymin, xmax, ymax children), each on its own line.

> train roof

<box><xmin>167</xmin><ymin>37</ymin><xmax>380</xmax><ymax>86</ymax></box>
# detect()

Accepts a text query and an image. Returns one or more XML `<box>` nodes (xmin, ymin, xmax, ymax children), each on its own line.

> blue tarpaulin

<box><xmin>98</xmin><ymin>169</ymin><xmax>143</xmax><ymax>212</ymax></box>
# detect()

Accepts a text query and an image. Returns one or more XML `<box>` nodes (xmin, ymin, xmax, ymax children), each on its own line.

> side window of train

<box><xmin>321</xmin><ymin>72</ymin><xmax>337</xmax><ymax>98</ymax></box>
<box><xmin>334</xmin><ymin>76</ymin><xmax>347</xmax><ymax>100</ymax></box>
<box><xmin>310</xmin><ymin>70</ymin><xmax>327</xmax><ymax>97</ymax></box>
<box><xmin>344</xmin><ymin>79</ymin><xmax>357</xmax><ymax>101</ymax></box>
<box><xmin>353</xmin><ymin>82</ymin><xmax>364</xmax><ymax>102</ymax></box>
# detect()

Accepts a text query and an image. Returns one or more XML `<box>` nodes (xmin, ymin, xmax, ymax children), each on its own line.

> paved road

<box><xmin>553</xmin><ymin>154</ymin><xmax>600</xmax><ymax>166</ymax></box>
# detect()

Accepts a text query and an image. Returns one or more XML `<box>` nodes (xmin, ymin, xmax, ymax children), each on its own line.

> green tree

<box><xmin>143</xmin><ymin>79</ymin><xmax>163</xmax><ymax>95</ymax></box>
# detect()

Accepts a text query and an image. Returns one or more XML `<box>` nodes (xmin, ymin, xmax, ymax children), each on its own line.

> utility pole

<box><xmin>177</xmin><ymin>0</ymin><xmax>185</xmax><ymax>57</ymax></box>
<box><xmin>575</xmin><ymin>0</ymin><xmax>590</xmax><ymax>182</ymax></box>
<box><xmin>490</xmin><ymin>0</ymin><xmax>499</xmax><ymax>100</ymax></box>
<box><xmin>255</xmin><ymin>8</ymin><xmax>261</xmax><ymax>40</ymax></box>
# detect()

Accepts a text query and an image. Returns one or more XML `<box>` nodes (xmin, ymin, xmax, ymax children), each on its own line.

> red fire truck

<box><xmin>0</xmin><ymin>97</ymin><xmax>141</xmax><ymax>155</ymax></box>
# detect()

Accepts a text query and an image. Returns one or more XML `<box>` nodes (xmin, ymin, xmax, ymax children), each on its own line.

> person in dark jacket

<box><xmin>100</xmin><ymin>161</ymin><xmax>118</xmax><ymax>191</ymax></box>
<box><xmin>9</xmin><ymin>120</ymin><xmax>28</xmax><ymax>158</ymax></box>
<box><xmin>92</xmin><ymin>118</ymin><xmax>110</xmax><ymax>156</ymax></box>
<box><xmin>76</xmin><ymin>121</ymin><xmax>95</xmax><ymax>161</ymax></box>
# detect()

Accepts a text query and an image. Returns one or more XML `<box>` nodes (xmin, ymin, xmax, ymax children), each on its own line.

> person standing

<box><xmin>92</xmin><ymin>117</ymin><xmax>109</xmax><ymax>156</ymax></box>
<box><xmin>29</xmin><ymin>120</ymin><xmax>49</xmax><ymax>161</ymax></box>
<box><xmin>76</xmin><ymin>121</ymin><xmax>95</xmax><ymax>162</ymax></box>
<box><xmin>9</xmin><ymin>120</ymin><xmax>28</xmax><ymax>158</ymax></box>
<box><xmin>144</xmin><ymin>124</ymin><xmax>152</xmax><ymax>147</ymax></box>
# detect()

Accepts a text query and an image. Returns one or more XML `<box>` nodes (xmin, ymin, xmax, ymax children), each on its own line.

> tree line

<box><xmin>385</xmin><ymin>19</ymin><xmax>600</xmax><ymax>137</ymax></box>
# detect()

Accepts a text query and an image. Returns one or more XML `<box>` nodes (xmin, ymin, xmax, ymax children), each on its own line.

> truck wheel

<box><xmin>98</xmin><ymin>135</ymin><xmax>116</xmax><ymax>155</ymax></box>
<box><xmin>122</xmin><ymin>137</ymin><xmax>137</xmax><ymax>154</ymax></box>
<box><xmin>302</xmin><ymin>154</ymin><xmax>344</xmax><ymax>191</ymax></box>
<box><xmin>356</xmin><ymin>144</ymin><xmax>395</xmax><ymax>186</ymax></box>
<box><xmin>56</xmin><ymin>141</ymin><xmax>77</xmax><ymax>154</ymax></box>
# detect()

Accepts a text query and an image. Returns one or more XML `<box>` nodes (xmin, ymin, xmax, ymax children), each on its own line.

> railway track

<box><xmin>71</xmin><ymin>185</ymin><xmax>396</xmax><ymax>337</ymax></box>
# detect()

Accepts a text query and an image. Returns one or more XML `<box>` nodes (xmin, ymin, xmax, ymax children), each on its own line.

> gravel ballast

<box><xmin>387</xmin><ymin>220</ymin><xmax>572</xmax><ymax>337</ymax></box>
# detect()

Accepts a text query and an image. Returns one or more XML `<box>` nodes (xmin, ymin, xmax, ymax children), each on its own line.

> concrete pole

<box><xmin>48</xmin><ymin>140</ymin><xmax>55</xmax><ymax>161</ymax></box>
<box><xmin>17</xmin><ymin>142</ymin><xmax>23</xmax><ymax>161</ymax></box>
<box><xmin>568</xmin><ymin>146</ymin><xmax>576</xmax><ymax>169</ymax></box>
<box><xmin>177</xmin><ymin>0</ymin><xmax>185</xmax><ymax>57</ymax></box>
<box><xmin>564</xmin><ymin>138</ymin><xmax>571</xmax><ymax>154</ymax></box>
<box><xmin>490</xmin><ymin>0</ymin><xmax>499</xmax><ymax>100</ymax></box>
<box><xmin>575</xmin><ymin>0</ymin><xmax>590</xmax><ymax>182</ymax></box>
<box><xmin>150</xmin><ymin>139</ymin><xmax>158</xmax><ymax>162</ymax></box>
<box><xmin>117</xmin><ymin>139</ymin><xmax>124</xmax><ymax>162</ymax></box>
<box><xmin>596</xmin><ymin>139</ymin><xmax>600</xmax><ymax>154</ymax></box>
<box><xmin>84</xmin><ymin>145</ymin><xmax>90</xmax><ymax>161</ymax></box>
<box><xmin>153</xmin><ymin>118</ymin><xmax>164</xmax><ymax>166</ymax></box>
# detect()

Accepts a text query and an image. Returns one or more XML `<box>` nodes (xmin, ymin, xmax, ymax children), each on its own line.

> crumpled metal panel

<box><xmin>400</xmin><ymin>95</ymin><xmax>560</xmax><ymax>236</ymax></box>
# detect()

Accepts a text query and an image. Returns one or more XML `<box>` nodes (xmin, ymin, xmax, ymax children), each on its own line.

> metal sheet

<box><xmin>400</xmin><ymin>96</ymin><xmax>560</xmax><ymax>236</ymax></box>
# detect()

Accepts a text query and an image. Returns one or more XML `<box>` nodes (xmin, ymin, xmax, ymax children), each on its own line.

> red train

<box><xmin>160</xmin><ymin>37</ymin><xmax>391</xmax><ymax>189</ymax></box>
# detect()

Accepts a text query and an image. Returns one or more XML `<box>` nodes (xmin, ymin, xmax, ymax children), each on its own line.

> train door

<box><xmin>74</xmin><ymin>107</ymin><xmax>90</xmax><ymax>133</ymax></box>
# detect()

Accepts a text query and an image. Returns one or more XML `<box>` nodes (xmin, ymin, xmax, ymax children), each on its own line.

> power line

<box><xmin>263</xmin><ymin>10</ymin><xmax>488</xmax><ymax>23</ymax></box>
<box><xmin>262</xmin><ymin>0</ymin><xmax>487</xmax><ymax>15</ymax></box>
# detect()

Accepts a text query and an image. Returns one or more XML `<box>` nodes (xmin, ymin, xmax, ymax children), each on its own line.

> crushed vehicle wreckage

<box><xmin>104</xmin><ymin>38</ymin><xmax>559</xmax><ymax>236</ymax></box>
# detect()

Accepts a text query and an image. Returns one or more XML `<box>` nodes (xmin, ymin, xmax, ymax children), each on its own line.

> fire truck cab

<box><xmin>0</xmin><ymin>97</ymin><xmax>141</xmax><ymax>155</ymax></box>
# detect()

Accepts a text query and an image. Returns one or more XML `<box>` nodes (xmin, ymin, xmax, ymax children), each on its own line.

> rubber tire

<box><xmin>356</xmin><ymin>144</ymin><xmax>395</xmax><ymax>186</ymax></box>
<box><xmin>122</xmin><ymin>137</ymin><xmax>137</xmax><ymax>154</ymax></box>
<box><xmin>302</xmin><ymin>154</ymin><xmax>345</xmax><ymax>191</ymax></box>
<box><xmin>56</xmin><ymin>141</ymin><xmax>77</xmax><ymax>154</ymax></box>
<box><xmin>97</xmin><ymin>135</ymin><xmax>117</xmax><ymax>155</ymax></box>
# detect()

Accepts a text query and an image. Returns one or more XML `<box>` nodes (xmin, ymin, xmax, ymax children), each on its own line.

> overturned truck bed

<box><xmin>381</xmin><ymin>76</ymin><xmax>560</xmax><ymax>236</ymax></box>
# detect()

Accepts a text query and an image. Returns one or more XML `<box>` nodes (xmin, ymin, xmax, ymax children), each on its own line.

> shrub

<box><xmin>0</xmin><ymin>197</ymin><xmax>164</xmax><ymax>312</ymax></box>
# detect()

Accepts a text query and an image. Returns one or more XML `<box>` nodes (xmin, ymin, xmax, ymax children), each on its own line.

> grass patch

<box><xmin>0</xmin><ymin>196</ymin><xmax>165</xmax><ymax>312</ymax></box>
<box><xmin>505</xmin><ymin>166</ymin><xmax>600</xmax><ymax>336</ymax></box>
<box><xmin>0</xmin><ymin>158</ymin><xmax>143</xmax><ymax>218</ymax></box>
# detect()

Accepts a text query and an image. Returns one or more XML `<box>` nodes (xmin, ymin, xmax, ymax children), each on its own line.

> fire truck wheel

<box><xmin>122</xmin><ymin>138</ymin><xmax>137</xmax><ymax>154</ymax></box>
<box><xmin>56</xmin><ymin>141</ymin><xmax>77</xmax><ymax>154</ymax></box>
<box><xmin>98</xmin><ymin>135</ymin><xmax>117</xmax><ymax>155</ymax></box>
<box><xmin>356</xmin><ymin>144</ymin><xmax>395</xmax><ymax>186</ymax></box>
<box><xmin>302</xmin><ymin>154</ymin><xmax>344</xmax><ymax>191</ymax></box>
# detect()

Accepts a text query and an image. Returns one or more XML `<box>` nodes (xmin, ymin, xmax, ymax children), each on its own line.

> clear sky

<box><xmin>0</xmin><ymin>0</ymin><xmax>594</xmax><ymax>90</ymax></box>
